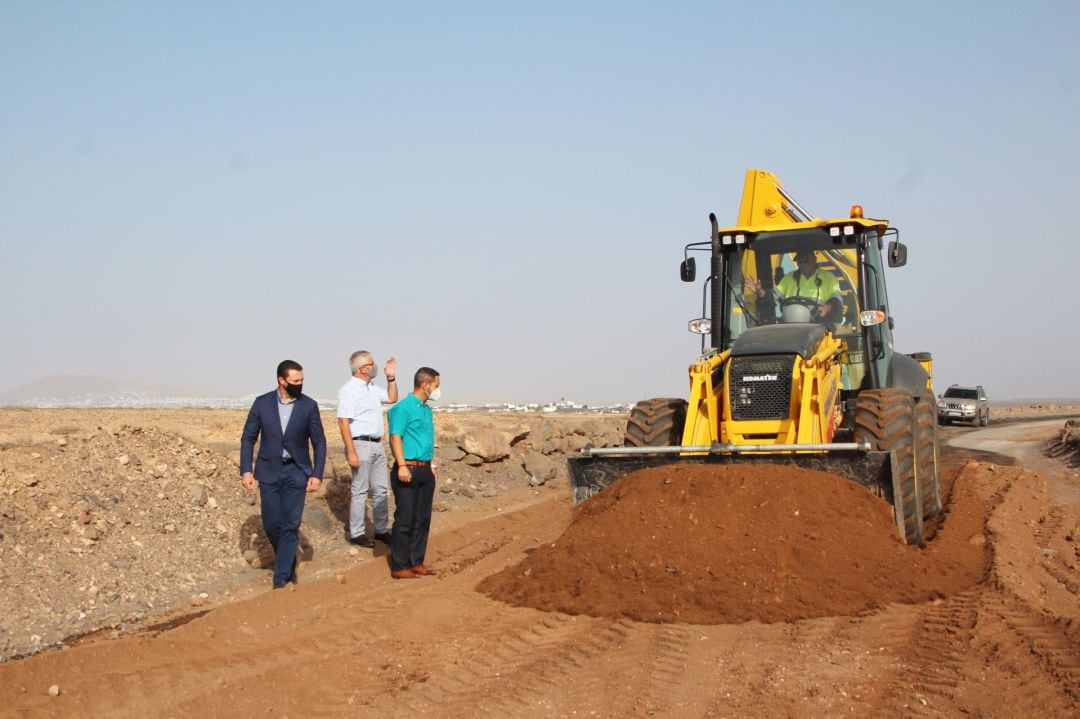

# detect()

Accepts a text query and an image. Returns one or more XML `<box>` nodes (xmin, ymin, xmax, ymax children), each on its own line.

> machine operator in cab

<box><xmin>746</xmin><ymin>248</ymin><xmax>844</xmax><ymax>325</ymax></box>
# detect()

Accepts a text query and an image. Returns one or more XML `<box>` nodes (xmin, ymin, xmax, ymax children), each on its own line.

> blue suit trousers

<box><xmin>259</xmin><ymin>461</ymin><xmax>308</xmax><ymax>586</ymax></box>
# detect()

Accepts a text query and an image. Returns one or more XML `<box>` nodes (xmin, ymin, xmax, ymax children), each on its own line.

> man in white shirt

<box><xmin>336</xmin><ymin>350</ymin><xmax>399</xmax><ymax>547</ymax></box>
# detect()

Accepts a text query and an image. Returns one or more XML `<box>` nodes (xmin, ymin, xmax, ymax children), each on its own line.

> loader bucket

<box><xmin>567</xmin><ymin>450</ymin><xmax>903</xmax><ymax>538</ymax></box>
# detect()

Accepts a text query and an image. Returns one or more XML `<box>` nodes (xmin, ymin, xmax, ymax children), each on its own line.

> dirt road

<box><xmin>1</xmin><ymin>418</ymin><xmax>1077</xmax><ymax>718</ymax></box>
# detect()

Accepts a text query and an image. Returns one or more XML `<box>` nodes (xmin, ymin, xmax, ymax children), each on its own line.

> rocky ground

<box><xmin>0</xmin><ymin>405</ymin><xmax>1077</xmax><ymax>718</ymax></box>
<box><xmin>1046</xmin><ymin>417</ymin><xmax>1080</xmax><ymax>467</ymax></box>
<box><xmin>0</xmin><ymin>408</ymin><xmax>624</xmax><ymax>661</ymax></box>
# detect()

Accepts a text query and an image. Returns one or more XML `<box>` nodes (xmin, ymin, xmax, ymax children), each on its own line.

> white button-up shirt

<box><xmin>336</xmin><ymin>377</ymin><xmax>390</xmax><ymax>438</ymax></box>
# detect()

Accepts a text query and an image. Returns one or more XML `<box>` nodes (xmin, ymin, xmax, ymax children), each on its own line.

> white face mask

<box><xmin>427</xmin><ymin>386</ymin><xmax>442</xmax><ymax>402</ymax></box>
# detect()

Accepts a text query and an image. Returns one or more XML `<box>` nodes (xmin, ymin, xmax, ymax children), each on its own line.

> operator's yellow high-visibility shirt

<box><xmin>777</xmin><ymin>268</ymin><xmax>841</xmax><ymax>303</ymax></box>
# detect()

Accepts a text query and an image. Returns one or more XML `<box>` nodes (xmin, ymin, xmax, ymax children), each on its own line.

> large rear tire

<box><xmin>624</xmin><ymin>398</ymin><xmax>688</xmax><ymax>447</ymax></box>
<box><xmin>854</xmin><ymin>388</ymin><xmax>923</xmax><ymax>546</ymax></box>
<box><xmin>915</xmin><ymin>395</ymin><xmax>943</xmax><ymax>521</ymax></box>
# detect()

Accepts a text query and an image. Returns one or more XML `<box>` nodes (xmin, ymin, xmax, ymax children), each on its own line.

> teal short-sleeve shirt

<box><xmin>388</xmin><ymin>394</ymin><xmax>435</xmax><ymax>461</ymax></box>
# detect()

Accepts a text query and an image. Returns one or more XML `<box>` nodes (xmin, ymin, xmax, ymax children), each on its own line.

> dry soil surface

<box><xmin>0</xmin><ymin>408</ymin><xmax>1078</xmax><ymax>718</ymax></box>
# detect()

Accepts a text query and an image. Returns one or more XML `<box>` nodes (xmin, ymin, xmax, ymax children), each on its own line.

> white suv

<box><xmin>937</xmin><ymin>385</ymin><xmax>989</xmax><ymax>426</ymax></box>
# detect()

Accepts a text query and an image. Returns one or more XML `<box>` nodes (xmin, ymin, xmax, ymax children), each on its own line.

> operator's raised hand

<box><xmin>745</xmin><ymin>276</ymin><xmax>764</xmax><ymax>298</ymax></box>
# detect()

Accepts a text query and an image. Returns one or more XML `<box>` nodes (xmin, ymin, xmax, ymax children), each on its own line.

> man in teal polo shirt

<box><xmin>387</xmin><ymin>366</ymin><xmax>441</xmax><ymax>579</ymax></box>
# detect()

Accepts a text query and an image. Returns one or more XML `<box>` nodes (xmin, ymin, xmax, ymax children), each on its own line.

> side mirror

<box><xmin>887</xmin><ymin>240</ymin><xmax>908</xmax><ymax>267</ymax></box>
<box><xmin>680</xmin><ymin>257</ymin><xmax>696</xmax><ymax>282</ymax></box>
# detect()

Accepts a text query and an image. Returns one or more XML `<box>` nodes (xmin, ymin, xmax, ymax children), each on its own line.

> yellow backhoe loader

<box><xmin>569</xmin><ymin>169</ymin><xmax>941</xmax><ymax>545</ymax></box>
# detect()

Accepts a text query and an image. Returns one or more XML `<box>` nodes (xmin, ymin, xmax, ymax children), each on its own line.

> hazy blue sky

<box><xmin>2</xmin><ymin>1</ymin><xmax>1078</xmax><ymax>404</ymax></box>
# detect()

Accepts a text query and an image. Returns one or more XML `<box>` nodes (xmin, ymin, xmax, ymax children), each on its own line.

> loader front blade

<box><xmin>567</xmin><ymin>450</ymin><xmax>895</xmax><ymax>510</ymax></box>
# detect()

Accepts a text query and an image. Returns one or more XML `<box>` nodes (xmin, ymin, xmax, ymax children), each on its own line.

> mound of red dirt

<box><xmin>479</xmin><ymin>462</ymin><xmax>989</xmax><ymax>623</ymax></box>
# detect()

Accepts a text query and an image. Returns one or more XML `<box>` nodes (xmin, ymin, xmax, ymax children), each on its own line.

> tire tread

<box><xmin>854</xmin><ymin>388</ymin><xmax>923</xmax><ymax>545</ymax></box>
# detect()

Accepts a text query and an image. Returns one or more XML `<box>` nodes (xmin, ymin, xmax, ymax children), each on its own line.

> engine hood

<box><xmin>730</xmin><ymin>324</ymin><xmax>828</xmax><ymax>360</ymax></box>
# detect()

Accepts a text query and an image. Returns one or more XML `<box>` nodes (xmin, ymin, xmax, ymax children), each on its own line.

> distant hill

<box><xmin>0</xmin><ymin>374</ymin><xmax>253</xmax><ymax>409</ymax></box>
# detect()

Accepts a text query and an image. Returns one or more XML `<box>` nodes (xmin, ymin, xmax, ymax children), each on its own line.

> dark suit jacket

<box><xmin>240</xmin><ymin>390</ymin><xmax>327</xmax><ymax>482</ymax></box>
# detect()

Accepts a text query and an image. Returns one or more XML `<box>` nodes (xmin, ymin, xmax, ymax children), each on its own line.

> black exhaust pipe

<box><xmin>709</xmin><ymin>213</ymin><xmax>723</xmax><ymax>351</ymax></box>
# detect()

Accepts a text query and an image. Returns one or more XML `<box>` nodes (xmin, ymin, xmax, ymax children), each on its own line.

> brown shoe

<box><xmin>391</xmin><ymin>568</ymin><xmax>419</xmax><ymax>580</ymax></box>
<box><xmin>409</xmin><ymin>565</ymin><xmax>437</xmax><ymax>576</ymax></box>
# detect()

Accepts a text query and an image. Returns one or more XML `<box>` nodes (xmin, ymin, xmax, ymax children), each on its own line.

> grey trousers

<box><xmin>349</xmin><ymin>439</ymin><xmax>389</xmax><ymax>538</ymax></box>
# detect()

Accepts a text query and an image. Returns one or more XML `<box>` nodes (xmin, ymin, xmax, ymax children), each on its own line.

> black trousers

<box><xmin>390</xmin><ymin>465</ymin><xmax>435</xmax><ymax>571</ymax></box>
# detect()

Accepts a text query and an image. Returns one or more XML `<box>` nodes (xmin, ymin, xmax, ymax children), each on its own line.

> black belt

<box><xmin>352</xmin><ymin>435</ymin><xmax>382</xmax><ymax>442</ymax></box>
<box><xmin>281</xmin><ymin>457</ymin><xmax>295</xmax><ymax>465</ymax></box>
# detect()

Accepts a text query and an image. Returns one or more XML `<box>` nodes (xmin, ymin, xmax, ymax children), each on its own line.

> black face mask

<box><xmin>284</xmin><ymin>382</ymin><xmax>303</xmax><ymax>398</ymax></box>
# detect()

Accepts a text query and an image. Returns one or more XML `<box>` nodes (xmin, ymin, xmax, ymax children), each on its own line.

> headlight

<box><xmin>688</xmin><ymin>318</ymin><xmax>711</xmax><ymax>335</ymax></box>
<box><xmin>860</xmin><ymin>310</ymin><xmax>886</xmax><ymax>326</ymax></box>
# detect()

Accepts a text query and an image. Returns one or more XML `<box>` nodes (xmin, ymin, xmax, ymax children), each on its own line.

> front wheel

<box><xmin>624</xmin><ymin>398</ymin><xmax>688</xmax><ymax>447</ymax></box>
<box><xmin>854</xmin><ymin>388</ymin><xmax>923</xmax><ymax>546</ymax></box>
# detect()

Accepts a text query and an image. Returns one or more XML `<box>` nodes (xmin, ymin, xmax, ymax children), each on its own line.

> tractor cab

<box><xmin>681</xmin><ymin>216</ymin><xmax>907</xmax><ymax>395</ymax></box>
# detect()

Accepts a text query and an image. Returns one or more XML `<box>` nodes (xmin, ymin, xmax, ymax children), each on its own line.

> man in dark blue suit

<box><xmin>241</xmin><ymin>359</ymin><xmax>327</xmax><ymax>588</ymax></box>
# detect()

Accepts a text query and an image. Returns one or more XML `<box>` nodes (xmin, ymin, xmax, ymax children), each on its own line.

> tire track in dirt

<box><xmin>872</xmin><ymin>456</ymin><xmax>1080</xmax><ymax>718</ymax></box>
<box><xmin>368</xmin><ymin>613</ymin><xmax>639</xmax><ymax>717</ymax></box>
<box><xmin>782</xmin><ymin>611</ymin><xmax>865</xmax><ymax>655</ymax></box>
<box><xmin>1033</xmin><ymin>505</ymin><xmax>1067</xmax><ymax>547</ymax></box>
<box><xmin>1030</xmin><ymin>504</ymin><xmax>1080</xmax><ymax>596</ymax></box>
<box><xmin>986</xmin><ymin>594</ymin><xmax>1080</xmax><ymax>704</ymax></box>
<box><xmin>876</xmin><ymin>591</ymin><xmax>979</xmax><ymax>717</ymax></box>
<box><xmin>389</xmin><ymin>612</ymin><xmax>585</xmax><ymax>715</ymax></box>
<box><xmin>637</xmin><ymin>623</ymin><xmax>692</xmax><ymax>714</ymax></box>
<box><xmin>472</xmin><ymin>618</ymin><xmax>639</xmax><ymax>716</ymax></box>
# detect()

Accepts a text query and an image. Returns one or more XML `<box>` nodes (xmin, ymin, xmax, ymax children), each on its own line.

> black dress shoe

<box><xmin>374</xmin><ymin>532</ymin><xmax>392</xmax><ymax>544</ymax></box>
<box><xmin>349</xmin><ymin>535</ymin><xmax>374</xmax><ymax>548</ymax></box>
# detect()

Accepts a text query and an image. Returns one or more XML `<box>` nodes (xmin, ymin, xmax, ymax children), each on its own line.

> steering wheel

<box><xmin>779</xmin><ymin>296</ymin><xmax>822</xmax><ymax>316</ymax></box>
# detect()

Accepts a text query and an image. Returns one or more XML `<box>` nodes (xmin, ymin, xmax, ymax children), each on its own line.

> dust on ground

<box><xmin>0</xmin><ymin>406</ymin><xmax>1077</xmax><ymax>717</ymax></box>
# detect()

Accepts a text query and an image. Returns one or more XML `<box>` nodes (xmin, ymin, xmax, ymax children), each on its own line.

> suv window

<box><xmin>944</xmin><ymin>388</ymin><xmax>978</xmax><ymax>400</ymax></box>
